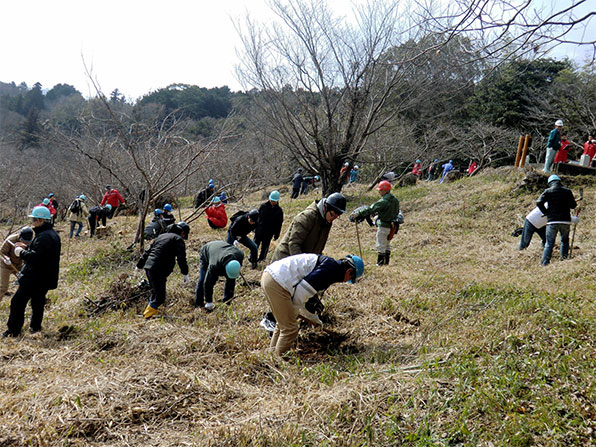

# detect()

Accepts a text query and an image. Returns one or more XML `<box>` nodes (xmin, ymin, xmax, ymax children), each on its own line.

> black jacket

<box><xmin>137</xmin><ymin>232</ymin><xmax>188</xmax><ymax>276</ymax></box>
<box><xmin>537</xmin><ymin>181</ymin><xmax>577</xmax><ymax>222</ymax></box>
<box><xmin>229</xmin><ymin>213</ymin><xmax>257</xmax><ymax>239</ymax></box>
<box><xmin>20</xmin><ymin>222</ymin><xmax>61</xmax><ymax>290</ymax></box>
<box><xmin>292</xmin><ymin>173</ymin><xmax>303</xmax><ymax>189</ymax></box>
<box><xmin>162</xmin><ymin>211</ymin><xmax>176</xmax><ymax>227</ymax></box>
<box><xmin>194</xmin><ymin>187</ymin><xmax>215</xmax><ymax>208</ymax></box>
<box><xmin>255</xmin><ymin>201</ymin><xmax>284</xmax><ymax>239</ymax></box>
<box><xmin>89</xmin><ymin>206</ymin><xmax>110</xmax><ymax>219</ymax></box>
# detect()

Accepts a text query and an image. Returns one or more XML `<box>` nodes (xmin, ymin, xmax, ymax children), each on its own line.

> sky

<box><xmin>1</xmin><ymin>0</ymin><xmax>594</xmax><ymax>101</ymax></box>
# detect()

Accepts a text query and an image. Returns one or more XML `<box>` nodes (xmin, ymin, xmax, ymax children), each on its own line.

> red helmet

<box><xmin>376</xmin><ymin>180</ymin><xmax>392</xmax><ymax>192</ymax></box>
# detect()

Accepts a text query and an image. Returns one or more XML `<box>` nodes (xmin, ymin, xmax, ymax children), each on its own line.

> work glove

<box><xmin>304</xmin><ymin>295</ymin><xmax>324</xmax><ymax>315</ymax></box>
<box><xmin>183</xmin><ymin>274</ymin><xmax>190</xmax><ymax>283</ymax></box>
<box><xmin>233</xmin><ymin>240</ymin><xmax>240</xmax><ymax>248</ymax></box>
<box><xmin>571</xmin><ymin>216</ymin><xmax>579</xmax><ymax>224</ymax></box>
<box><xmin>14</xmin><ymin>246</ymin><xmax>25</xmax><ymax>257</ymax></box>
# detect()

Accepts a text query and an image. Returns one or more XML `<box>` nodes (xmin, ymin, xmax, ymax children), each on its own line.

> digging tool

<box><xmin>354</xmin><ymin>220</ymin><xmax>363</xmax><ymax>259</ymax></box>
<box><xmin>569</xmin><ymin>187</ymin><xmax>583</xmax><ymax>258</ymax></box>
<box><xmin>239</xmin><ymin>271</ymin><xmax>255</xmax><ymax>291</ymax></box>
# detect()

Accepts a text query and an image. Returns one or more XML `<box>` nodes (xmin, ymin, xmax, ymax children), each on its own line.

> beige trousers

<box><xmin>0</xmin><ymin>264</ymin><xmax>15</xmax><ymax>298</ymax></box>
<box><xmin>376</xmin><ymin>226</ymin><xmax>391</xmax><ymax>253</ymax></box>
<box><xmin>261</xmin><ymin>271</ymin><xmax>299</xmax><ymax>356</ymax></box>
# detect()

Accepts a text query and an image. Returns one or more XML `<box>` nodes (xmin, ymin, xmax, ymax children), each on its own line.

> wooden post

<box><xmin>519</xmin><ymin>134</ymin><xmax>531</xmax><ymax>167</ymax></box>
<box><xmin>514</xmin><ymin>136</ymin><xmax>524</xmax><ymax>167</ymax></box>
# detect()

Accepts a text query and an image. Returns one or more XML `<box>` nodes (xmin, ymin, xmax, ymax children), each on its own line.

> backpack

<box><xmin>229</xmin><ymin>210</ymin><xmax>246</xmax><ymax>223</ymax></box>
<box><xmin>69</xmin><ymin>199</ymin><xmax>81</xmax><ymax>214</ymax></box>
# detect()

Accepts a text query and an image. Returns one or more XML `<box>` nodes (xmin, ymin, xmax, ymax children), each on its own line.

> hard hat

<box><xmin>354</xmin><ymin>165</ymin><xmax>359</xmax><ymax>169</ymax></box>
<box><xmin>225</xmin><ymin>260</ymin><xmax>241</xmax><ymax>279</ymax></box>
<box><xmin>345</xmin><ymin>255</ymin><xmax>364</xmax><ymax>284</ymax></box>
<box><xmin>344</xmin><ymin>162</ymin><xmax>349</xmax><ymax>166</ymax></box>
<box><xmin>104</xmin><ymin>204</ymin><xmax>112</xmax><ymax>211</ymax></box>
<box><xmin>314</xmin><ymin>175</ymin><xmax>320</xmax><ymax>181</ymax></box>
<box><xmin>248</xmin><ymin>209</ymin><xmax>259</xmax><ymax>222</ymax></box>
<box><xmin>547</xmin><ymin>174</ymin><xmax>561</xmax><ymax>184</ymax></box>
<box><xmin>297</xmin><ymin>168</ymin><xmax>303</xmax><ymax>172</ymax></box>
<box><xmin>325</xmin><ymin>193</ymin><xmax>346</xmax><ymax>214</ymax></box>
<box><xmin>449</xmin><ymin>160</ymin><xmax>453</xmax><ymax>163</ymax></box>
<box><xmin>555</xmin><ymin>119</ymin><xmax>564</xmax><ymax>127</ymax></box>
<box><xmin>154</xmin><ymin>208</ymin><xmax>164</xmax><ymax>216</ymax></box>
<box><xmin>19</xmin><ymin>226</ymin><xmax>34</xmax><ymax>243</ymax></box>
<box><xmin>176</xmin><ymin>221</ymin><xmax>190</xmax><ymax>239</ymax></box>
<box><xmin>48</xmin><ymin>193</ymin><xmax>54</xmax><ymax>198</ymax></box>
<box><xmin>163</xmin><ymin>203</ymin><xmax>173</xmax><ymax>212</ymax></box>
<box><xmin>434</xmin><ymin>158</ymin><xmax>439</xmax><ymax>162</ymax></box>
<box><xmin>416</xmin><ymin>159</ymin><xmax>420</xmax><ymax>163</ymax></box>
<box><xmin>376</xmin><ymin>180</ymin><xmax>392</xmax><ymax>192</ymax></box>
<box><xmin>42</xmin><ymin>198</ymin><xmax>50</xmax><ymax>205</ymax></box>
<box><xmin>211</xmin><ymin>196</ymin><xmax>221</xmax><ymax>204</ymax></box>
<box><xmin>220</xmin><ymin>191</ymin><xmax>227</xmax><ymax>198</ymax></box>
<box><xmin>29</xmin><ymin>206</ymin><xmax>51</xmax><ymax>220</ymax></box>
<box><xmin>208</xmin><ymin>179</ymin><xmax>214</xmax><ymax>184</ymax></box>
<box><xmin>269</xmin><ymin>190</ymin><xmax>281</xmax><ymax>201</ymax></box>
<box><xmin>79</xmin><ymin>194</ymin><xmax>86</xmax><ymax>201</ymax></box>
<box><xmin>105</xmin><ymin>185</ymin><xmax>111</xmax><ymax>190</ymax></box>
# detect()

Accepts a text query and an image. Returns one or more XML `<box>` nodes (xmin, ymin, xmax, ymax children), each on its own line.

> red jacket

<box><xmin>467</xmin><ymin>162</ymin><xmax>478</xmax><ymax>174</ymax></box>
<box><xmin>101</xmin><ymin>189</ymin><xmax>125</xmax><ymax>208</ymax></box>
<box><xmin>583</xmin><ymin>140</ymin><xmax>596</xmax><ymax>162</ymax></box>
<box><xmin>554</xmin><ymin>139</ymin><xmax>571</xmax><ymax>163</ymax></box>
<box><xmin>412</xmin><ymin>163</ymin><xmax>422</xmax><ymax>176</ymax></box>
<box><xmin>205</xmin><ymin>204</ymin><xmax>227</xmax><ymax>228</ymax></box>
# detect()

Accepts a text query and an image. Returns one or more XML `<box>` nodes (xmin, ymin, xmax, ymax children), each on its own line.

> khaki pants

<box><xmin>0</xmin><ymin>264</ymin><xmax>15</xmax><ymax>298</ymax></box>
<box><xmin>376</xmin><ymin>226</ymin><xmax>391</xmax><ymax>254</ymax></box>
<box><xmin>261</xmin><ymin>271</ymin><xmax>299</xmax><ymax>356</ymax></box>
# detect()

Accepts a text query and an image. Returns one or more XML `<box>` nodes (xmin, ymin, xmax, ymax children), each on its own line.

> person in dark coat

<box><xmin>137</xmin><ymin>222</ymin><xmax>190</xmax><ymax>319</ymax></box>
<box><xmin>536</xmin><ymin>175</ymin><xmax>577</xmax><ymax>265</ymax></box>
<box><xmin>194</xmin><ymin>240</ymin><xmax>244</xmax><ymax>310</ymax></box>
<box><xmin>144</xmin><ymin>209</ymin><xmax>166</xmax><ymax>240</ymax></box>
<box><xmin>162</xmin><ymin>203</ymin><xmax>176</xmax><ymax>227</ymax></box>
<box><xmin>291</xmin><ymin>168</ymin><xmax>303</xmax><ymax>199</ymax></box>
<box><xmin>254</xmin><ymin>191</ymin><xmax>284</xmax><ymax>262</ymax></box>
<box><xmin>3</xmin><ymin>206</ymin><xmax>61</xmax><ymax>337</ymax></box>
<box><xmin>194</xmin><ymin>180</ymin><xmax>215</xmax><ymax>208</ymax></box>
<box><xmin>227</xmin><ymin>209</ymin><xmax>259</xmax><ymax>268</ymax></box>
<box><xmin>88</xmin><ymin>204</ymin><xmax>112</xmax><ymax>237</ymax></box>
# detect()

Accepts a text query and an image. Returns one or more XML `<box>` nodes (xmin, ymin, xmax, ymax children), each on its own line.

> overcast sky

<box><xmin>1</xmin><ymin>0</ymin><xmax>594</xmax><ymax>101</ymax></box>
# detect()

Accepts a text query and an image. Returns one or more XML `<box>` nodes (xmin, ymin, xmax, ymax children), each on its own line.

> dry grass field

<box><xmin>0</xmin><ymin>167</ymin><xmax>595</xmax><ymax>446</ymax></box>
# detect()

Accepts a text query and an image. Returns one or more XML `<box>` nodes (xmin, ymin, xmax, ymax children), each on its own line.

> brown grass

<box><xmin>1</xmin><ymin>168</ymin><xmax>595</xmax><ymax>446</ymax></box>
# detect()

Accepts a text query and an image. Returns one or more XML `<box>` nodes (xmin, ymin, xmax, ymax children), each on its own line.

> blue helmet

<box><xmin>154</xmin><ymin>208</ymin><xmax>164</xmax><ymax>216</ymax></box>
<box><xmin>163</xmin><ymin>203</ymin><xmax>173</xmax><ymax>212</ymax></box>
<box><xmin>220</xmin><ymin>191</ymin><xmax>227</xmax><ymax>200</ymax></box>
<box><xmin>269</xmin><ymin>190</ymin><xmax>281</xmax><ymax>201</ymax></box>
<box><xmin>104</xmin><ymin>204</ymin><xmax>112</xmax><ymax>211</ymax></box>
<box><xmin>225</xmin><ymin>260</ymin><xmax>241</xmax><ymax>279</ymax></box>
<box><xmin>345</xmin><ymin>255</ymin><xmax>364</xmax><ymax>284</ymax></box>
<box><xmin>42</xmin><ymin>198</ymin><xmax>50</xmax><ymax>205</ymax></box>
<box><xmin>48</xmin><ymin>193</ymin><xmax>54</xmax><ymax>198</ymax></box>
<box><xmin>548</xmin><ymin>175</ymin><xmax>561</xmax><ymax>184</ymax></box>
<box><xmin>29</xmin><ymin>206</ymin><xmax>51</xmax><ymax>220</ymax></box>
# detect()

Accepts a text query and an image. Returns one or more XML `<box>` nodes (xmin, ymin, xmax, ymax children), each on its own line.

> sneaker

<box><xmin>204</xmin><ymin>302</ymin><xmax>215</xmax><ymax>311</ymax></box>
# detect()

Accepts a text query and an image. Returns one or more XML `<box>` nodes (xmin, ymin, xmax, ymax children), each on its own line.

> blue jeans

<box><xmin>541</xmin><ymin>223</ymin><xmax>570</xmax><ymax>265</ymax></box>
<box><xmin>227</xmin><ymin>232</ymin><xmax>258</xmax><ymax>263</ymax></box>
<box><xmin>519</xmin><ymin>219</ymin><xmax>546</xmax><ymax>250</ymax></box>
<box><xmin>69</xmin><ymin>221</ymin><xmax>83</xmax><ymax>238</ymax></box>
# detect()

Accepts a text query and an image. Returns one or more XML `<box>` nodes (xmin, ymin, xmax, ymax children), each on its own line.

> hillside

<box><xmin>0</xmin><ymin>168</ymin><xmax>595</xmax><ymax>446</ymax></box>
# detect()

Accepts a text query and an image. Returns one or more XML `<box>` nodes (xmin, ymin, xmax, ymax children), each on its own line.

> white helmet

<box><xmin>354</xmin><ymin>165</ymin><xmax>359</xmax><ymax>169</ymax></box>
<box><xmin>555</xmin><ymin>119</ymin><xmax>564</xmax><ymax>127</ymax></box>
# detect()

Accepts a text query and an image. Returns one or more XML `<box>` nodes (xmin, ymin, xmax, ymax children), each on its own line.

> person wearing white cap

<box><xmin>543</xmin><ymin>119</ymin><xmax>564</xmax><ymax>173</ymax></box>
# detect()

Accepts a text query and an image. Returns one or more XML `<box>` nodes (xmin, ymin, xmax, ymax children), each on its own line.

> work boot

<box><xmin>2</xmin><ymin>330</ymin><xmax>17</xmax><ymax>338</ymax></box>
<box><xmin>385</xmin><ymin>251</ymin><xmax>391</xmax><ymax>265</ymax></box>
<box><xmin>376</xmin><ymin>253</ymin><xmax>385</xmax><ymax>266</ymax></box>
<box><xmin>143</xmin><ymin>304</ymin><xmax>159</xmax><ymax>319</ymax></box>
<box><xmin>251</xmin><ymin>261</ymin><xmax>258</xmax><ymax>270</ymax></box>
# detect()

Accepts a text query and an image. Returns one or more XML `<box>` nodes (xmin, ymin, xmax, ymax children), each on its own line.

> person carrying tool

<box><xmin>194</xmin><ymin>180</ymin><xmax>215</xmax><ymax>208</ymax></box>
<box><xmin>536</xmin><ymin>175</ymin><xmax>577</xmax><ymax>265</ymax></box>
<box><xmin>205</xmin><ymin>196</ymin><xmax>228</xmax><ymax>229</ymax></box>
<box><xmin>162</xmin><ymin>203</ymin><xmax>176</xmax><ymax>227</ymax></box>
<box><xmin>67</xmin><ymin>194</ymin><xmax>89</xmax><ymax>238</ymax></box>
<box><xmin>88</xmin><ymin>204</ymin><xmax>112</xmax><ymax>238</ymax></box>
<box><xmin>137</xmin><ymin>222</ymin><xmax>190</xmax><ymax>319</ymax></box>
<box><xmin>261</xmin><ymin>253</ymin><xmax>364</xmax><ymax>356</ymax></box>
<box><xmin>194</xmin><ymin>240</ymin><xmax>243</xmax><ymax>311</ymax></box>
<box><xmin>350</xmin><ymin>180</ymin><xmax>400</xmax><ymax>266</ymax></box>
<box><xmin>0</xmin><ymin>227</ymin><xmax>34</xmax><ymax>299</ymax></box>
<box><xmin>271</xmin><ymin>192</ymin><xmax>346</xmax><ymax>262</ymax></box>
<box><xmin>101</xmin><ymin>185</ymin><xmax>126</xmax><ymax>218</ymax></box>
<box><xmin>3</xmin><ymin>206</ymin><xmax>61</xmax><ymax>337</ymax></box>
<box><xmin>227</xmin><ymin>209</ymin><xmax>259</xmax><ymax>268</ymax></box>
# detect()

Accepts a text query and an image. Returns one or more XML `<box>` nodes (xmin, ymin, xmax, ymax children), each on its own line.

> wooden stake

<box><xmin>514</xmin><ymin>136</ymin><xmax>524</xmax><ymax>167</ymax></box>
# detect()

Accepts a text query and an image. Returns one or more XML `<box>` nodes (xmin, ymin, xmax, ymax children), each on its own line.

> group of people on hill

<box><xmin>290</xmin><ymin>168</ymin><xmax>322</xmax><ymax>199</ymax></box>
<box><xmin>542</xmin><ymin>119</ymin><xmax>596</xmax><ymax>172</ymax></box>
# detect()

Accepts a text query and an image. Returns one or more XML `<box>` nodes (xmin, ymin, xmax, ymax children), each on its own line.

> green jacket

<box><xmin>271</xmin><ymin>200</ymin><xmax>332</xmax><ymax>262</ymax></box>
<box><xmin>356</xmin><ymin>193</ymin><xmax>399</xmax><ymax>228</ymax></box>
